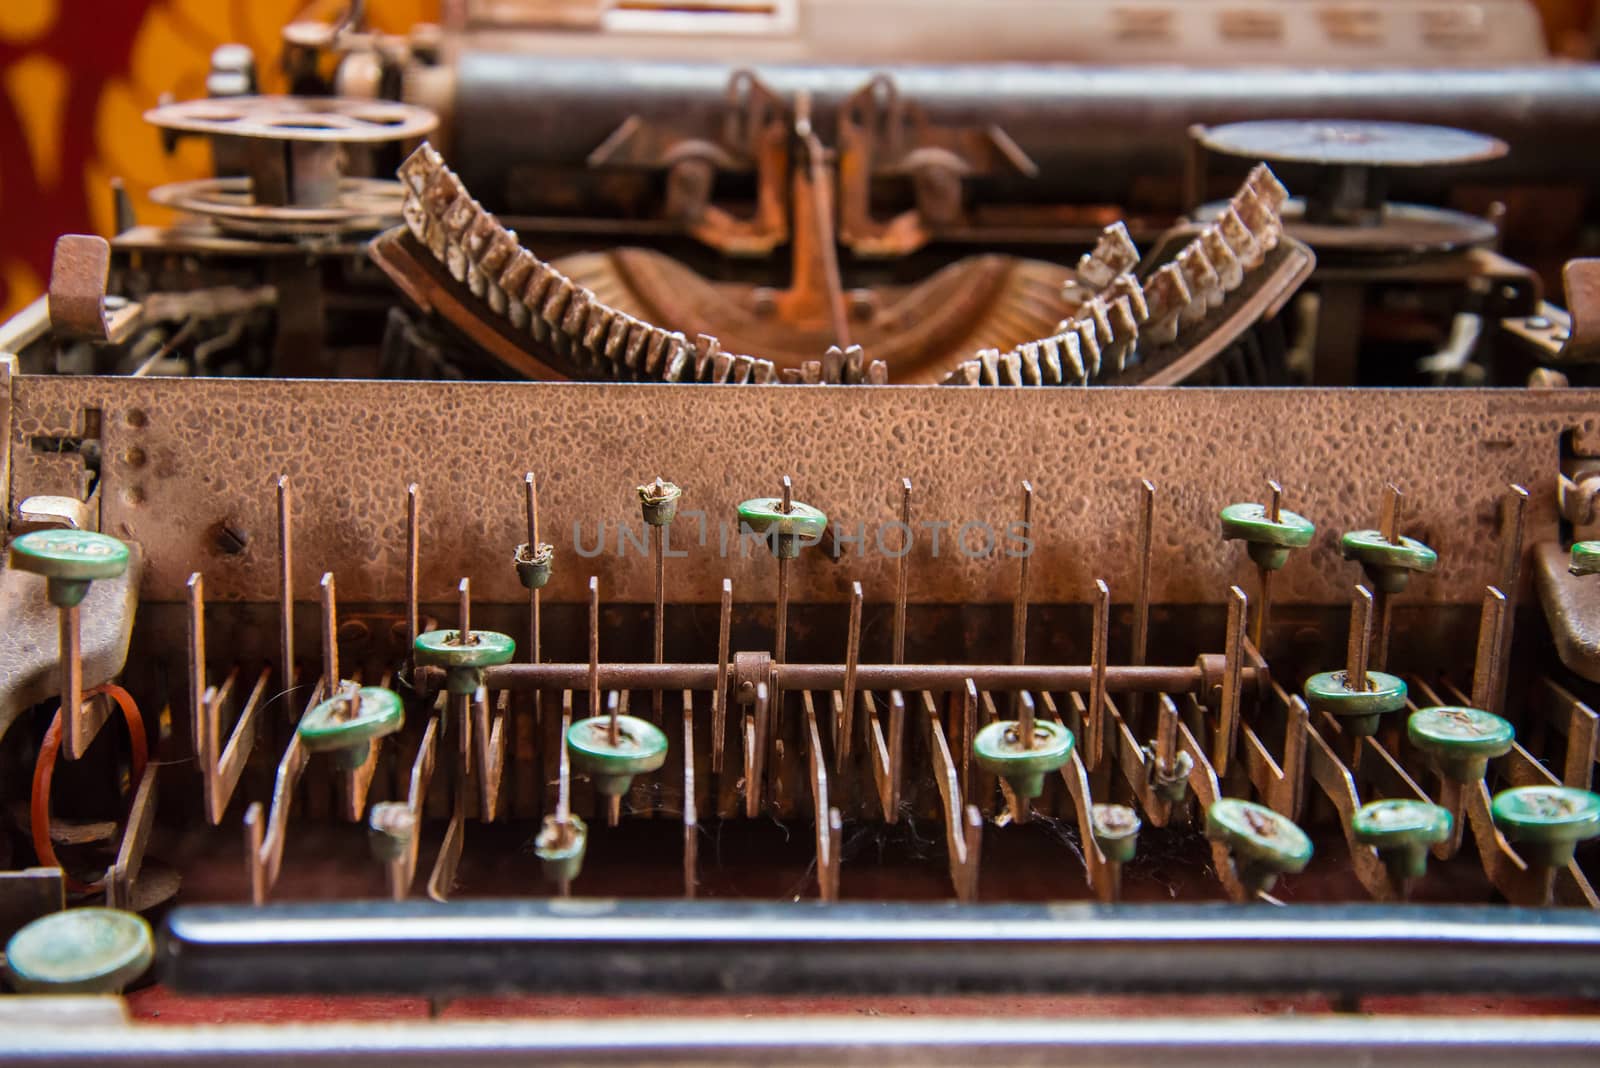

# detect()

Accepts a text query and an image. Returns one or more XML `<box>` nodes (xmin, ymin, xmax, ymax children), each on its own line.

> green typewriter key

<box><xmin>1490</xmin><ymin>785</ymin><xmax>1600</xmax><ymax>868</ymax></box>
<box><xmin>566</xmin><ymin>714</ymin><xmax>670</xmax><ymax>798</ymax></box>
<box><xmin>298</xmin><ymin>684</ymin><xmax>404</xmax><ymax>769</ymax></box>
<box><xmin>1090</xmin><ymin>803</ymin><xmax>1142</xmax><ymax>864</ymax></box>
<box><xmin>1219</xmin><ymin>500</ymin><xmax>1315</xmax><ymax>571</ymax></box>
<box><xmin>1406</xmin><ymin>706</ymin><xmax>1515</xmax><ymax>783</ymax></box>
<box><xmin>413</xmin><ymin>628</ymin><xmax>516</xmax><ymax>694</ymax></box>
<box><xmin>1571</xmin><ymin>541</ymin><xmax>1600</xmax><ymax>577</ymax></box>
<box><xmin>1303</xmin><ymin>669</ymin><xmax>1407</xmax><ymax>737</ymax></box>
<box><xmin>1339</xmin><ymin>529</ymin><xmax>1437</xmax><ymax>594</ymax></box>
<box><xmin>736</xmin><ymin>497</ymin><xmax>828</xmax><ymax>559</ymax></box>
<box><xmin>1351</xmin><ymin>798</ymin><xmax>1453</xmax><ymax>882</ymax></box>
<box><xmin>9</xmin><ymin>529</ymin><xmax>130</xmax><ymax>608</ymax></box>
<box><xmin>972</xmin><ymin>718</ymin><xmax>1076</xmax><ymax>802</ymax></box>
<box><xmin>6</xmin><ymin>907</ymin><xmax>153</xmax><ymax>994</ymax></box>
<box><xmin>1205</xmin><ymin>798</ymin><xmax>1313</xmax><ymax>895</ymax></box>
<box><xmin>534</xmin><ymin>813</ymin><xmax>589</xmax><ymax>885</ymax></box>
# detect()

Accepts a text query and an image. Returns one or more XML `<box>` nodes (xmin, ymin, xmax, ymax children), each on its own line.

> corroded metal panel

<box><xmin>9</xmin><ymin>376</ymin><xmax>1592</xmax><ymax>606</ymax></box>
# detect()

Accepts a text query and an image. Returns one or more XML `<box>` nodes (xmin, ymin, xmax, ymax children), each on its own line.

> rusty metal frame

<box><xmin>8</xmin><ymin>377</ymin><xmax>1592</xmax><ymax>608</ymax></box>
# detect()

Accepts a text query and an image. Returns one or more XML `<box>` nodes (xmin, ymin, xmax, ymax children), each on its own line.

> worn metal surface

<box><xmin>12</xmin><ymin>1014</ymin><xmax>1600</xmax><ymax>1067</ymax></box>
<box><xmin>1535</xmin><ymin>541</ymin><xmax>1600</xmax><ymax>684</ymax></box>
<box><xmin>160</xmin><ymin>900</ymin><xmax>1600</xmax><ymax>996</ymax></box>
<box><xmin>1196</xmin><ymin>121</ymin><xmax>1507</xmax><ymax>169</ymax></box>
<box><xmin>6</xmin><ymin>377</ymin><xmax>1589</xmax><ymax>607</ymax></box>
<box><xmin>439</xmin><ymin>60</ymin><xmax>1600</xmax><ymax>216</ymax></box>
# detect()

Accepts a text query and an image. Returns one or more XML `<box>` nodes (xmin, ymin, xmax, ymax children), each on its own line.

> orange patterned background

<box><xmin>0</xmin><ymin>1</ymin><xmax>1592</xmax><ymax>327</ymax></box>
<box><xmin>0</xmin><ymin>0</ymin><xmax>436</xmax><ymax>323</ymax></box>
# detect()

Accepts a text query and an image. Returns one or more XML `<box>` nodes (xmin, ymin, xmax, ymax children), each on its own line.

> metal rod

<box><xmin>406</xmin><ymin>482</ymin><xmax>419</xmax><ymax>668</ymax></box>
<box><xmin>1379</xmin><ymin>484</ymin><xmax>1401</xmax><ymax>545</ymax></box>
<box><xmin>159</xmin><ymin>899</ymin><xmax>1600</xmax><ymax>999</ymax></box>
<box><xmin>1089</xmin><ymin>579</ymin><xmax>1109</xmax><ymax>770</ymax></box>
<box><xmin>1214</xmin><ymin>585</ymin><xmax>1247</xmax><ymax>778</ymax></box>
<box><xmin>58</xmin><ymin>601</ymin><xmax>82</xmax><ymax>758</ymax></box>
<box><xmin>606</xmin><ymin>692</ymin><xmax>622</xmax><ymax>827</ymax></box>
<box><xmin>1472</xmin><ymin>586</ymin><xmax>1508</xmax><ymax>712</ymax></box>
<box><xmin>1130</xmin><ymin>479</ymin><xmax>1155</xmax><ymax>733</ymax></box>
<box><xmin>842</xmin><ymin>581</ymin><xmax>862</xmax><ymax>761</ymax></box>
<box><xmin>776</xmin><ymin>476</ymin><xmax>793</xmax><ymax>668</ymax></box>
<box><xmin>473</xmin><ymin>660</ymin><xmax>1256</xmax><ymax>694</ymax></box>
<box><xmin>680</xmin><ymin>691</ymin><xmax>697</xmax><ymax>898</ymax></box>
<box><xmin>458</xmin><ymin>578</ymin><xmax>475</xmax><ymax>776</ymax></box>
<box><xmin>320</xmin><ymin>573</ymin><xmax>339</xmax><ymax>693</ymax></box>
<box><xmin>1011</xmin><ymin>481</ymin><xmax>1033</xmax><ymax>719</ymax></box>
<box><xmin>712</xmin><ymin>578</ymin><xmax>732</xmax><ymax>775</ymax></box>
<box><xmin>1492</xmin><ymin>484</ymin><xmax>1528</xmax><ymax>717</ymax></box>
<box><xmin>894</xmin><ymin>478</ymin><xmax>911</xmax><ymax>665</ymax></box>
<box><xmin>961</xmin><ymin>678</ymin><xmax>977</xmax><ymax>801</ymax></box>
<box><xmin>524</xmin><ymin>474</ymin><xmax>540</xmax><ymax>669</ymax></box>
<box><xmin>590</xmin><ymin>577</ymin><xmax>608</xmax><ymax>744</ymax></box>
<box><xmin>278</xmin><ymin>476</ymin><xmax>294</xmax><ymax>712</ymax></box>
<box><xmin>1371</xmin><ymin>485</ymin><xmax>1400</xmax><ymax>670</ymax></box>
<box><xmin>1253</xmin><ymin>479</ymin><xmax>1282</xmax><ymax>650</ymax></box>
<box><xmin>187</xmin><ymin>573</ymin><xmax>206</xmax><ymax>753</ymax></box>
<box><xmin>1347</xmin><ymin>585</ymin><xmax>1373</xmax><ymax>693</ymax></box>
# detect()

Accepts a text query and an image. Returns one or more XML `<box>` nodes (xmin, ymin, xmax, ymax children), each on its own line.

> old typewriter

<box><xmin>4</xmin><ymin>1</ymin><xmax>1600</xmax><ymax>1062</ymax></box>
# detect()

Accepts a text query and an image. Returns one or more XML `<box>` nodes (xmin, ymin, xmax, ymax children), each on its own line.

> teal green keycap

<box><xmin>1572</xmin><ymin>541</ymin><xmax>1600</xmax><ymax>576</ymax></box>
<box><xmin>6</xmin><ymin>907</ymin><xmax>153</xmax><ymax>994</ymax></box>
<box><xmin>414</xmin><ymin>629</ymin><xmax>516</xmax><ymax>694</ymax></box>
<box><xmin>535</xmin><ymin>813</ymin><xmax>589</xmax><ymax>884</ymax></box>
<box><xmin>973</xmin><ymin>719</ymin><xmax>1075</xmax><ymax>801</ymax></box>
<box><xmin>9</xmin><ymin>530</ymin><xmax>131</xmax><ymax>607</ymax></box>
<box><xmin>1303</xmin><ymin>669</ymin><xmax>1407</xmax><ymax>736</ymax></box>
<box><xmin>737</xmin><ymin>498</ymin><xmax>827</xmax><ymax>558</ymax></box>
<box><xmin>1352</xmin><ymin>799</ymin><xmax>1452</xmax><ymax>881</ymax></box>
<box><xmin>566</xmin><ymin>714</ymin><xmax>669</xmax><ymax>797</ymax></box>
<box><xmin>1090</xmin><ymin>803</ymin><xmax>1141</xmax><ymax>864</ymax></box>
<box><xmin>1206</xmin><ymin>798</ymin><xmax>1313</xmax><ymax>874</ymax></box>
<box><xmin>1340</xmin><ymin>530</ymin><xmax>1437</xmax><ymax>593</ymax></box>
<box><xmin>299</xmin><ymin>685</ymin><xmax>404</xmax><ymax>768</ymax></box>
<box><xmin>1220</xmin><ymin>503</ymin><xmax>1315</xmax><ymax>571</ymax></box>
<box><xmin>1490</xmin><ymin>785</ymin><xmax>1600</xmax><ymax>868</ymax></box>
<box><xmin>1407</xmin><ymin>706</ymin><xmax>1514</xmax><ymax>783</ymax></box>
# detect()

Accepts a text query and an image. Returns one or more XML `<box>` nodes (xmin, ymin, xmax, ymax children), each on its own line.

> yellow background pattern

<box><xmin>0</xmin><ymin>0</ymin><xmax>436</xmax><ymax>322</ymax></box>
